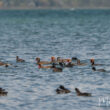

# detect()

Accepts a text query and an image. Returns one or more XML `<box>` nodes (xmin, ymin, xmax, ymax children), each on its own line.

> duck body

<box><xmin>75</xmin><ymin>88</ymin><xmax>91</xmax><ymax>96</ymax></box>
<box><xmin>56</xmin><ymin>85</ymin><xmax>71</xmax><ymax>94</ymax></box>
<box><xmin>16</xmin><ymin>56</ymin><xmax>25</xmax><ymax>62</ymax></box>
<box><xmin>38</xmin><ymin>64</ymin><xmax>52</xmax><ymax>69</ymax></box>
<box><xmin>36</xmin><ymin>57</ymin><xmax>51</xmax><ymax>65</ymax></box>
<box><xmin>92</xmin><ymin>67</ymin><xmax>106</xmax><ymax>72</ymax></box>
<box><xmin>0</xmin><ymin>62</ymin><xmax>11</xmax><ymax>67</ymax></box>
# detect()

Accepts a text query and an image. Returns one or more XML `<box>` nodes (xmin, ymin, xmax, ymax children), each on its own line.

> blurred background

<box><xmin>0</xmin><ymin>0</ymin><xmax>110</xmax><ymax>9</ymax></box>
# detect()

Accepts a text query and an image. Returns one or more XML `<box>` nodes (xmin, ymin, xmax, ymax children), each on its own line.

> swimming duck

<box><xmin>75</xmin><ymin>88</ymin><xmax>91</xmax><ymax>96</ymax></box>
<box><xmin>90</xmin><ymin>58</ymin><xmax>102</xmax><ymax>66</ymax></box>
<box><xmin>56</xmin><ymin>85</ymin><xmax>71</xmax><ymax>94</ymax></box>
<box><xmin>16</xmin><ymin>56</ymin><xmax>25</xmax><ymax>62</ymax></box>
<box><xmin>38</xmin><ymin>64</ymin><xmax>53</xmax><ymax>69</ymax></box>
<box><xmin>0</xmin><ymin>62</ymin><xmax>11</xmax><ymax>67</ymax></box>
<box><xmin>92</xmin><ymin>67</ymin><xmax>106</xmax><ymax>72</ymax></box>
<box><xmin>0</xmin><ymin>88</ymin><xmax>8</xmax><ymax>96</ymax></box>
<box><xmin>36</xmin><ymin>57</ymin><xmax>51</xmax><ymax>65</ymax></box>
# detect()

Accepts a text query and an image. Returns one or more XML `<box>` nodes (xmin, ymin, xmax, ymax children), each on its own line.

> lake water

<box><xmin>0</xmin><ymin>9</ymin><xmax>110</xmax><ymax>110</ymax></box>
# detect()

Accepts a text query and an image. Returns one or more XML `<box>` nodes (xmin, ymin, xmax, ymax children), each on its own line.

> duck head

<box><xmin>90</xmin><ymin>58</ymin><xmax>95</xmax><ymax>65</ymax></box>
<box><xmin>51</xmin><ymin>56</ymin><xmax>55</xmax><ymax>61</ymax></box>
<box><xmin>75</xmin><ymin>88</ymin><xmax>81</xmax><ymax>94</ymax></box>
<box><xmin>67</xmin><ymin>59</ymin><xmax>71</xmax><ymax>63</ymax></box>
<box><xmin>72</xmin><ymin>57</ymin><xmax>78</xmax><ymax>60</ymax></box>
<box><xmin>59</xmin><ymin>85</ymin><xmax>65</xmax><ymax>90</ymax></box>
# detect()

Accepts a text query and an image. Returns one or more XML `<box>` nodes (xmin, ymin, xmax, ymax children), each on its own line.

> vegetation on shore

<box><xmin>0</xmin><ymin>0</ymin><xmax>110</xmax><ymax>9</ymax></box>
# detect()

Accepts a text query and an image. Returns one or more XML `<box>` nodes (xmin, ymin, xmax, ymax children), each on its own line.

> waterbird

<box><xmin>0</xmin><ymin>88</ymin><xmax>8</xmax><ymax>96</ymax></box>
<box><xmin>56</xmin><ymin>85</ymin><xmax>71</xmax><ymax>94</ymax></box>
<box><xmin>16</xmin><ymin>56</ymin><xmax>25</xmax><ymax>62</ymax></box>
<box><xmin>0</xmin><ymin>61</ymin><xmax>12</xmax><ymax>67</ymax></box>
<box><xmin>36</xmin><ymin>57</ymin><xmax>51</xmax><ymax>65</ymax></box>
<box><xmin>38</xmin><ymin>64</ymin><xmax>53</xmax><ymax>69</ymax></box>
<box><xmin>92</xmin><ymin>67</ymin><xmax>106</xmax><ymax>72</ymax></box>
<box><xmin>75</xmin><ymin>88</ymin><xmax>91</xmax><ymax>96</ymax></box>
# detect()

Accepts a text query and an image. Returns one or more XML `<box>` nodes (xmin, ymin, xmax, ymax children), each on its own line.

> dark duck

<box><xmin>92</xmin><ymin>67</ymin><xmax>106</xmax><ymax>72</ymax></box>
<box><xmin>56</xmin><ymin>85</ymin><xmax>71</xmax><ymax>94</ymax></box>
<box><xmin>16</xmin><ymin>56</ymin><xmax>25</xmax><ymax>62</ymax></box>
<box><xmin>0</xmin><ymin>88</ymin><xmax>8</xmax><ymax>96</ymax></box>
<box><xmin>75</xmin><ymin>88</ymin><xmax>91</xmax><ymax>96</ymax></box>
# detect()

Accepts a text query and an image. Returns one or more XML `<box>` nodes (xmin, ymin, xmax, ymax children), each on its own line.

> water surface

<box><xmin>0</xmin><ymin>9</ymin><xmax>110</xmax><ymax>110</ymax></box>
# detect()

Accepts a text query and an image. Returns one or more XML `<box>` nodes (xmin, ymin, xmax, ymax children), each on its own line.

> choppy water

<box><xmin>0</xmin><ymin>9</ymin><xmax>110</xmax><ymax>110</ymax></box>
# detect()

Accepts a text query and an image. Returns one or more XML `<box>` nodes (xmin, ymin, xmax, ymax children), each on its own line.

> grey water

<box><xmin>0</xmin><ymin>9</ymin><xmax>110</xmax><ymax>110</ymax></box>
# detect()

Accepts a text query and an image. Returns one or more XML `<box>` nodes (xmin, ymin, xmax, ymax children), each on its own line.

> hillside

<box><xmin>0</xmin><ymin>0</ymin><xmax>110</xmax><ymax>9</ymax></box>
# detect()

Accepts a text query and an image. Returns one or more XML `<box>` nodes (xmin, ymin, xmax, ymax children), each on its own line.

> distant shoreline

<box><xmin>0</xmin><ymin>7</ymin><xmax>110</xmax><ymax>10</ymax></box>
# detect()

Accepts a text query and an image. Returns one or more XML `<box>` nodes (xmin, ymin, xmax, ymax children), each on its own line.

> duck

<box><xmin>0</xmin><ymin>88</ymin><xmax>8</xmax><ymax>96</ymax></box>
<box><xmin>92</xmin><ymin>67</ymin><xmax>106</xmax><ymax>72</ymax></box>
<box><xmin>56</xmin><ymin>85</ymin><xmax>71</xmax><ymax>94</ymax></box>
<box><xmin>75</xmin><ymin>88</ymin><xmax>91</xmax><ymax>96</ymax></box>
<box><xmin>36</xmin><ymin>57</ymin><xmax>51</xmax><ymax>65</ymax></box>
<box><xmin>90</xmin><ymin>58</ymin><xmax>102</xmax><ymax>66</ymax></box>
<box><xmin>0</xmin><ymin>61</ymin><xmax>11</xmax><ymax>67</ymax></box>
<box><xmin>16</xmin><ymin>56</ymin><xmax>25</xmax><ymax>62</ymax></box>
<box><xmin>38</xmin><ymin>64</ymin><xmax>53</xmax><ymax>69</ymax></box>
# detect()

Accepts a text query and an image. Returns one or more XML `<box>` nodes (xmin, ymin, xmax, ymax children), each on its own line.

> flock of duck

<box><xmin>0</xmin><ymin>56</ymin><xmax>106</xmax><ymax>97</ymax></box>
<box><xmin>36</xmin><ymin>56</ymin><xmax>106</xmax><ymax>96</ymax></box>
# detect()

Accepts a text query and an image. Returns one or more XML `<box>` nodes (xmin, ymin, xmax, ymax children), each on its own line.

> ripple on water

<box><xmin>0</xmin><ymin>10</ymin><xmax>110</xmax><ymax>110</ymax></box>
